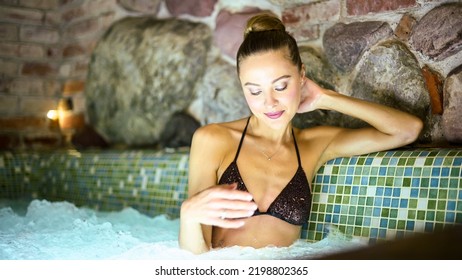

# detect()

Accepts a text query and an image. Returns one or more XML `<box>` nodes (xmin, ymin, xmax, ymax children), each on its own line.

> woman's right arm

<box><xmin>178</xmin><ymin>125</ymin><xmax>256</xmax><ymax>254</ymax></box>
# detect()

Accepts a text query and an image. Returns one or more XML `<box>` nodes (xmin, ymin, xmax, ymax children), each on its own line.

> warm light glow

<box><xmin>47</xmin><ymin>110</ymin><xmax>59</xmax><ymax>121</ymax></box>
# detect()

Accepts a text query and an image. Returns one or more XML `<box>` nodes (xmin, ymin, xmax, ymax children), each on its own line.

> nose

<box><xmin>264</xmin><ymin>91</ymin><xmax>279</xmax><ymax>109</ymax></box>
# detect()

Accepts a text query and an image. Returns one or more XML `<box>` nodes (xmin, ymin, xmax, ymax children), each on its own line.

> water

<box><xmin>0</xmin><ymin>199</ymin><xmax>365</xmax><ymax>260</ymax></box>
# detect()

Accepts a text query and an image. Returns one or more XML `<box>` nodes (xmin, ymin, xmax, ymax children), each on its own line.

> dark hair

<box><xmin>236</xmin><ymin>13</ymin><xmax>302</xmax><ymax>74</ymax></box>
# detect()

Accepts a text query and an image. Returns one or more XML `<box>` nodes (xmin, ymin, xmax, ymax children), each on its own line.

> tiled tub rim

<box><xmin>0</xmin><ymin>147</ymin><xmax>461</xmax><ymax>244</ymax></box>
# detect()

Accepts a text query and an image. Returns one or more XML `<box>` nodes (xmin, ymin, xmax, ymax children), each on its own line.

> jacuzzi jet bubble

<box><xmin>0</xmin><ymin>199</ymin><xmax>366</xmax><ymax>260</ymax></box>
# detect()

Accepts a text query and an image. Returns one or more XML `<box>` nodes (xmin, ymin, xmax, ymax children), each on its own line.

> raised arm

<box><xmin>298</xmin><ymin>78</ymin><xmax>423</xmax><ymax>168</ymax></box>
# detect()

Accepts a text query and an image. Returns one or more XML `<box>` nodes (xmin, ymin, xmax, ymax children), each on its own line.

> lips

<box><xmin>265</xmin><ymin>111</ymin><xmax>284</xmax><ymax>119</ymax></box>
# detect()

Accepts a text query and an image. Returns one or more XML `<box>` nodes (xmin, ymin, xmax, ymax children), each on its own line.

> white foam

<box><xmin>0</xmin><ymin>199</ymin><xmax>365</xmax><ymax>260</ymax></box>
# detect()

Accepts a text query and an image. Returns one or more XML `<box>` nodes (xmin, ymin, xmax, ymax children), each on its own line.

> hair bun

<box><xmin>244</xmin><ymin>13</ymin><xmax>285</xmax><ymax>38</ymax></box>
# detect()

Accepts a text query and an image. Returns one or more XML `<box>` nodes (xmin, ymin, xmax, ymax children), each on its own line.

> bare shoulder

<box><xmin>193</xmin><ymin>118</ymin><xmax>248</xmax><ymax>145</ymax></box>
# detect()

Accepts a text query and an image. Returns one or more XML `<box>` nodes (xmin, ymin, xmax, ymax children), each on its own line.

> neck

<box><xmin>249</xmin><ymin>116</ymin><xmax>293</xmax><ymax>144</ymax></box>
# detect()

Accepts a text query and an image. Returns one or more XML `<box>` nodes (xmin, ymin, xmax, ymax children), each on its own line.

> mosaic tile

<box><xmin>1</xmin><ymin>148</ymin><xmax>461</xmax><ymax>244</ymax></box>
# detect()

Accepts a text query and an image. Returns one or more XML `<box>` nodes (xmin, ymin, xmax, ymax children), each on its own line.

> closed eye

<box><xmin>275</xmin><ymin>84</ymin><xmax>287</xmax><ymax>91</ymax></box>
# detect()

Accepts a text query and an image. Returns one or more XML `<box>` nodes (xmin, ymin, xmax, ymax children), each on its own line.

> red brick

<box><xmin>19</xmin><ymin>96</ymin><xmax>58</xmax><ymax>115</ymax></box>
<box><xmin>0</xmin><ymin>96</ymin><xmax>18</xmax><ymax>115</ymax></box>
<box><xmin>0</xmin><ymin>59</ymin><xmax>18</xmax><ymax>76</ymax></box>
<box><xmin>66</xmin><ymin>18</ymin><xmax>100</xmax><ymax>39</ymax></box>
<box><xmin>63</xmin><ymin>44</ymin><xmax>86</xmax><ymax>57</ymax></box>
<box><xmin>347</xmin><ymin>0</ymin><xmax>417</xmax><ymax>16</ymax></box>
<box><xmin>9</xmin><ymin>78</ymin><xmax>45</xmax><ymax>95</ymax></box>
<box><xmin>0</xmin><ymin>6</ymin><xmax>43</xmax><ymax>24</ymax></box>
<box><xmin>0</xmin><ymin>42</ymin><xmax>19</xmax><ymax>56</ymax></box>
<box><xmin>61</xmin><ymin>6</ymin><xmax>85</xmax><ymax>22</ymax></box>
<box><xmin>20</xmin><ymin>25</ymin><xmax>59</xmax><ymax>44</ymax></box>
<box><xmin>0</xmin><ymin>116</ymin><xmax>47</xmax><ymax>129</ymax></box>
<box><xmin>282</xmin><ymin>0</ymin><xmax>340</xmax><ymax>25</ymax></box>
<box><xmin>19</xmin><ymin>0</ymin><xmax>60</xmax><ymax>10</ymax></box>
<box><xmin>21</xmin><ymin>62</ymin><xmax>57</xmax><ymax>76</ymax></box>
<box><xmin>0</xmin><ymin>133</ymin><xmax>21</xmax><ymax>149</ymax></box>
<box><xmin>422</xmin><ymin>65</ymin><xmax>443</xmax><ymax>115</ymax></box>
<box><xmin>0</xmin><ymin>23</ymin><xmax>19</xmax><ymax>41</ymax></box>
<box><xmin>63</xmin><ymin>80</ymin><xmax>85</xmax><ymax>94</ymax></box>
<box><xmin>19</xmin><ymin>44</ymin><xmax>46</xmax><ymax>58</ymax></box>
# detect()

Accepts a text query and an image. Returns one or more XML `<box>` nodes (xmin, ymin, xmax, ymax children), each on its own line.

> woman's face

<box><xmin>238</xmin><ymin>48</ymin><xmax>304</xmax><ymax>128</ymax></box>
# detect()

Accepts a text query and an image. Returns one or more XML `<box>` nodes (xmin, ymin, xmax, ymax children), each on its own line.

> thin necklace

<box><xmin>250</xmin><ymin>120</ymin><xmax>290</xmax><ymax>161</ymax></box>
<box><xmin>256</xmin><ymin>144</ymin><xmax>282</xmax><ymax>161</ymax></box>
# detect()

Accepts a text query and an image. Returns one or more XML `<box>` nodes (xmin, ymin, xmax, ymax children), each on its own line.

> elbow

<box><xmin>401</xmin><ymin>116</ymin><xmax>424</xmax><ymax>145</ymax></box>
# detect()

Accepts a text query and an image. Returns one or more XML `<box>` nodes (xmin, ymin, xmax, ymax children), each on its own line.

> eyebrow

<box><xmin>244</xmin><ymin>75</ymin><xmax>291</xmax><ymax>87</ymax></box>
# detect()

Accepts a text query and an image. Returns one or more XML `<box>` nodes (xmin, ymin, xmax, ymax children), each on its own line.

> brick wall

<box><xmin>0</xmin><ymin>0</ymin><xmax>456</xmax><ymax>149</ymax></box>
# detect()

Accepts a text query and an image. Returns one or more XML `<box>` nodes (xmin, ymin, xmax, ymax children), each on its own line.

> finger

<box><xmin>208</xmin><ymin>217</ymin><xmax>247</xmax><ymax>229</ymax></box>
<box><xmin>206</xmin><ymin>184</ymin><xmax>254</xmax><ymax>201</ymax></box>
<box><xmin>217</xmin><ymin>209</ymin><xmax>255</xmax><ymax>220</ymax></box>
<box><xmin>207</xmin><ymin>199</ymin><xmax>258</xmax><ymax>211</ymax></box>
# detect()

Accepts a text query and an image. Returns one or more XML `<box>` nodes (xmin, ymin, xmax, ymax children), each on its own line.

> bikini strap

<box><xmin>233</xmin><ymin>117</ymin><xmax>251</xmax><ymax>162</ymax></box>
<box><xmin>292</xmin><ymin>129</ymin><xmax>302</xmax><ymax>166</ymax></box>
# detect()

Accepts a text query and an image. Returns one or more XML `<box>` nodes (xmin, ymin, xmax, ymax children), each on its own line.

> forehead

<box><xmin>238</xmin><ymin>49</ymin><xmax>298</xmax><ymax>83</ymax></box>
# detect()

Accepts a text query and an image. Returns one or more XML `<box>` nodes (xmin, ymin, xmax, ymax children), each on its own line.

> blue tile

<box><xmin>434</xmin><ymin>158</ymin><xmax>443</xmax><ymax>166</ymax></box>
<box><xmin>430</xmin><ymin>178</ymin><xmax>439</xmax><ymax>187</ymax></box>
<box><xmin>384</xmin><ymin>187</ymin><xmax>392</xmax><ymax>196</ymax></box>
<box><xmin>391</xmin><ymin>198</ymin><xmax>399</xmax><ymax>208</ymax></box>
<box><xmin>316</xmin><ymin>223</ymin><xmax>323</xmax><ymax>231</ymax></box>
<box><xmin>446</xmin><ymin>212</ymin><xmax>455</xmax><ymax>223</ymax></box>
<box><xmin>447</xmin><ymin>201</ymin><xmax>456</xmax><ymax>211</ymax></box>
<box><xmin>393</xmin><ymin>188</ymin><xmax>401</xmax><ymax>197</ymax></box>
<box><xmin>411</xmin><ymin>188</ymin><xmax>419</xmax><ymax>198</ymax></box>
<box><xmin>352</xmin><ymin>186</ymin><xmax>359</xmax><ymax>195</ymax></box>
<box><xmin>441</xmin><ymin>168</ymin><xmax>450</xmax><ymax>177</ymax></box>
<box><xmin>373</xmin><ymin>207</ymin><xmax>381</xmax><ymax>216</ymax></box>
<box><xmin>334</xmin><ymin>205</ymin><xmax>341</xmax><ymax>213</ymax></box>
<box><xmin>374</xmin><ymin>197</ymin><xmax>382</xmax><ymax>206</ymax></box>
<box><xmin>383</xmin><ymin>197</ymin><xmax>391</xmax><ymax>207</ymax></box>
<box><xmin>365</xmin><ymin>158</ymin><xmax>373</xmax><ymax>165</ymax></box>
<box><xmin>370</xmin><ymin>228</ymin><xmax>378</xmax><ymax>238</ymax></box>
<box><xmin>329</xmin><ymin>185</ymin><xmax>336</xmax><ymax>193</ymax></box>
<box><xmin>404</xmin><ymin>167</ymin><xmax>412</xmax><ymax>176</ymax></box>
<box><xmin>400</xmin><ymin>199</ymin><xmax>408</xmax><ymax>208</ymax></box>
<box><xmin>412</xmin><ymin>178</ymin><xmax>420</xmax><ymax>187</ymax></box>
<box><xmin>379</xmin><ymin>167</ymin><xmax>387</xmax><ymax>176</ymax></box>
<box><xmin>376</xmin><ymin>187</ymin><xmax>384</xmax><ymax>196</ymax></box>
<box><xmin>431</xmin><ymin>168</ymin><xmax>441</xmax><ymax>176</ymax></box>
<box><xmin>390</xmin><ymin>158</ymin><xmax>398</xmax><ymax>165</ymax></box>
<box><xmin>361</xmin><ymin>177</ymin><xmax>368</xmax><ymax>185</ymax></box>
<box><xmin>345</xmin><ymin>176</ymin><xmax>353</xmax><ymax>184</ymax></box>
<box><xmin>323</xmin><ymin>176</ymin><xmax>330</xmax><ymax>183</ymax></box>
<box><xmin>325</xmin><ymin>214</ymin><xmax>332</xmax><ymax>223</ymax></box>
<box><xmin>406</xmin><ymin>221</ymin><xmax>415</xmax><ymax>231</ymax></box>
<box><xmin>425</xmin><ymin>222</ymin><xmax>434</xmax><ymax>232</ymax></box>
<box><xmin>347</xmin><ymin>167</ymin><xmax>354</xmax><ymax>175</ymax></box>
<box><xmin>322</xmin><ymin>185</ymin><xmax>328</xmax><ymax>193</ymax></box>
<box><xmin>379</xmin><ymin>229</ymin><xmax>387</xmax><ymax>238</ymax></box>
<box><xmin>454</xmin><ymin>158</ymin><xmax>461</xmax><ymax>166</ymax></box>
<box><xmin>332</xmin><ymin>215</ymin><xmax>339</xmax><ymax>223</ymax></box>
<box><xmin>380</xmin><ymin>218</ymin><xmax>388</xmax><ymax>228</ymax></box>
<box><xmin>363</xmin><ymin>217</ymin><xmax>371</xmax><ymax>226</ymax></box>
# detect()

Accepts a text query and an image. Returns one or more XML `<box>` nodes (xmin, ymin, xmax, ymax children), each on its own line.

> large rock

<box><xmin>350</xmin><ymin>40</ymin><xmax>430</xmax><ymax>139</ymax></box>
<box><xmin>323</xmin><ymin>21</ymin><xmax>392</xmax><ymax>72</ymax></box>
<box><xmin>442</xmin><ymin>66</ymin><xmax>462</xmax><ymax>143</ymax></box>
<box><xmin>409</xmin><ymin>3</ymin><xmax>462</xmax><ymax>61</ymax></box>
<box><xmin>85</xmin><ymin>17</ymin><xmax>212</xmax><ymax>146</ymax></box>
<box><xmin>191</xmin><ymin>52</ymin><xmax>249</xmax><ymax>124</ymax></box>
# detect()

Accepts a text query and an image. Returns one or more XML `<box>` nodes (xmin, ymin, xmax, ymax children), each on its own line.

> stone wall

<box><xmin>0</xmin><ymin>0</ymin><xmax>461</xmax><ymax>149</ymax></box>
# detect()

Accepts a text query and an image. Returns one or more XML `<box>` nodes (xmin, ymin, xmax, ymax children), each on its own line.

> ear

<box><xmin>300</xmin><ymin>64</ymin><xmax>306</xmax><ymax>84</ymax></box>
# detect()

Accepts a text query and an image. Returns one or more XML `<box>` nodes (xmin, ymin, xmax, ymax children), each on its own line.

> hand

<box><xmin>297</xmin><ymin>78</ymin><xmax>325</xmax><ymax>113</ymax></box>
<box><xmin>181</xmin><ymin>183</ymin><xmax>258</xmax><ymax>228</ymax></box>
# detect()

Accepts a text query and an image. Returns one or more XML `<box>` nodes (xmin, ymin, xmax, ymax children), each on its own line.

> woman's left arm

<box><xmin>298</xmin><ymin>78</ymin><xmax>424</xmax><ymax>162</ymax></box>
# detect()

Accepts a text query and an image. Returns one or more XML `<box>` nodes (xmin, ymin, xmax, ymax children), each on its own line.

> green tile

<box><xmin>426</xmin><ymin>211</ymin><xmax>435</xmax><ymax>221</ymax></box>
<box><xmin>397</xmin><ymin>220</ymin><xmax>406</xmax><ymax>230</ymax></box>
<box><xmin>408</xmin><ymin>210</ymin><xmax>416</xmax><ymax>219</ymax></box>
<box><xmin>381</xmin><ymin>208</ymin><xmax>389</xmax><ymax>217</ymax></box>
<box><xmin>419</xmin><ymin>189</ymin><xmax>428</xmax><ymax>198</ymax></box>
<box><xmin>436</xmin><ymin>211</ymin><xmax>445</xmax><ymax>222</ymax></box>
<box><xmin>409</xmin><ymin>199</ymin><xmax>418</xmax><ymax>208</ymax></box>
<box><xmin>417</xmin><ymin>210</ymin><xmax>426</xmax><ymax>220</ymax></box>
<box><xmin>390</xmin><ymin>209</ymin><xmax>398</xmax><ymax>218</ymax></box>
<box><xmin>437</xmin><ymin>200</ymin><xmax>446</xmax><ymax>210</ymax></box>
<box><xmin>389</xmin><ymin>219</ymin><xmax>397</xmax><ymax>229</ymax></box>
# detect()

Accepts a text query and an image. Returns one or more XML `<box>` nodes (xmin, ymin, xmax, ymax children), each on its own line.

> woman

<box><xmin>179</xmin><ymin>14</ymin><xmax>423</xmax><ymax>254</ymax></box>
